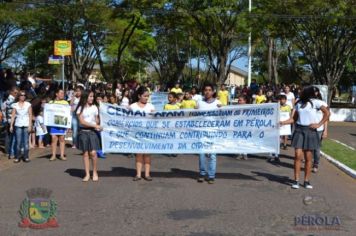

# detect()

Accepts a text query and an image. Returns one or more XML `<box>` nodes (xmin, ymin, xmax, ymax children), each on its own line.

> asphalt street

<box><xmin>0</xmin><ymin>124</ymin><xmax>355</xmax><ymax>236</ymax></box>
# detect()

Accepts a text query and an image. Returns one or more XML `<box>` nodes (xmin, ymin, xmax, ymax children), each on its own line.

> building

<box><xmin>225</xmin><ymin>66</ymin><xmax>247</xmax><ymax>86</ymax></box>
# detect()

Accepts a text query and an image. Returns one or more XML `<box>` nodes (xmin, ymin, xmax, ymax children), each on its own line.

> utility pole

<box><xmin>247</xmin><ymin>0</ymin><xmax>252</xmax><ymax>86</ymax></box>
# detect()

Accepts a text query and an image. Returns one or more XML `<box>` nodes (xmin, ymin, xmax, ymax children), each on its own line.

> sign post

<box><xmin>54</xmin><ymin>40</ymin><xmax>72</xmax><ymax>91</ymax></box>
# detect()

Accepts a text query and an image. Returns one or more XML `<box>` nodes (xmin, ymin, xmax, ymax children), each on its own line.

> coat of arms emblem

<box><xmin>19</xmin><ymin>188</ymin><xmax>59</xmax><ymax>229</ymax></box>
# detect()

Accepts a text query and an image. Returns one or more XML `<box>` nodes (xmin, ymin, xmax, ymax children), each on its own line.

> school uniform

<box><xmin>77</xmin><ymin>105</ymin><xmax>101</xmax><ymax>152</ymax></box>
<box><xmin>292</xmin><ymin>99</ymin><xmax>327</xmax><ymax>150</ymax></box>
<box><xmin>181</xmin><ymin>99</ymin><xmax>197</xmax><ymax>109</ymax></box>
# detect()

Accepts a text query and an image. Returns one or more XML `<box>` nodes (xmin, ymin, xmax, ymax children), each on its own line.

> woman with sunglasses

<box><xmin>10</xmin><ymin>91</ymin><xmax>33</xmax><ymax>163</ymax></box>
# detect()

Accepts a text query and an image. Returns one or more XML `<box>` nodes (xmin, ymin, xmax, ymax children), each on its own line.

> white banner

<box><xmin>43</xmin><ymin>103</ymin><xmax>72</xmax><ymax>128</ymax></box>
<box><xmin>279</xmin><ymin>111</ymin><xmax>291</xmax><ymax>136</ymax></box>
<box><xmin>100</xmin><ymin>103</ymin><xmax>280</xmax><ymax>154</ymax></box>
<box><xmin>150</xmin><ymin>92</ymin><xmax>168</xmax><ymax>111</ymax></box>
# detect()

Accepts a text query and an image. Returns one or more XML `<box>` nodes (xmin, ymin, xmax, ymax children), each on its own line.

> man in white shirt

<box><xmin>196</xmin><ymin>84</ymin><xmax>221</xmax><ymax>184</ymax></box>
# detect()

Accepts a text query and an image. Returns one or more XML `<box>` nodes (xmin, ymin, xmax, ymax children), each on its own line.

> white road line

<box><xmin>330</xmin><ymin>139</ymin><xmax>355</xmax><ymax>151</ymax></box>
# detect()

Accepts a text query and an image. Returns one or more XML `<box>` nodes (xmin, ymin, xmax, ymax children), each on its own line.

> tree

<box><xmin>254</xmin><ymin>0</ymin><xmax>356</xmax><ymax>104</ymax></box>
<box><xmin>0</xmin><ymin>2</ymin><xmax>28</xmax><ymax>65</ymax></box>
<box><xmin>175</xmin><ymin>0</ymin><xmax>249</xmax><ymax>85</ymax></box>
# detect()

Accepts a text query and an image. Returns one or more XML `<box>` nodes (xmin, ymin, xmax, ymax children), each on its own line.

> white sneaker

<box><xmin>291</xmin><ymin>181</ymin><xmax>300</xmax><ymax>189</ymax></box>
<box><xmin>304</xmin><ymin>181</ymin><xmax>313</xmax><ymax>189</ymax></box>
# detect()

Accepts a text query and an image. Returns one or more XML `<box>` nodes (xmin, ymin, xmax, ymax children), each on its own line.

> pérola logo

<box><xmin>19</xmin><ymin>188</ymin><xmax>59</xmax><ymax>229</ymax></box>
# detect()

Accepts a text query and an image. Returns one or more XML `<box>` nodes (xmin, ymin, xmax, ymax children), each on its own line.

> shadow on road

<box><xmin>251</xmin><ymin>171</ymin><xmax>294</xmax><ymax>186</ymax></box>
<box><xmin>65</xmin><ymin>167</ymin><xmax>261</xmax><ymax>181</ymax></box>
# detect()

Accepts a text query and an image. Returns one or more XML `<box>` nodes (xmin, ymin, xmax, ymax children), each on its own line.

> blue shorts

<box><xmin>37</xmin><ymin>135</ymin><xmax>45</xmax><ymax>141</ymax></box>
<box><xmin>49</xmin><ymin>127</ymin><xmax>67</xmax><ymax>136</ymax></box>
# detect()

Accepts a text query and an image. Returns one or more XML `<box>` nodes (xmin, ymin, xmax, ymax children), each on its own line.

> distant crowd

<box><xmin>0</xmin><ymin>68</ymin><xmax>329</xmax><ymax>189</ymax></box>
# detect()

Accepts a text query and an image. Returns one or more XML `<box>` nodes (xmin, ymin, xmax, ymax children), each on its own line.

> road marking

<box><xmin>330</xmin><ymin>139</ymin><xmax>355</xmax><ymax>151</ymax></box>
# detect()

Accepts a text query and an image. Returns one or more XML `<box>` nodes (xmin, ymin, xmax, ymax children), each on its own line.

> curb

<box><xmin>321</xmin><ymin>151</ymin><xmax>356</xmax><ymax>179</ymax></box>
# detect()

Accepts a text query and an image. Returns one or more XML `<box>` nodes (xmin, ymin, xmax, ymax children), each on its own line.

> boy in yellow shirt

<box><xmin>164</xmin><ymin>92</ymin><xmax>181</xmax><ymax>110</ymax></box>
<box><xmin>255</xmin><ymin>89</ymin><xmax>267</xmax><ymax>104</ymax></box>
<box><xmin>217</xmin><ymin>84</ymin><xmax>229</xmax><ymax>106</ymax></box>
<box><xmin>164</xmin><ymin>92</ymin><xmax>180</xmax><ymax>157</ymax></box>
<box><xmin>181</xmin><ymin>91</ymin><xmax>197</xmax><ymax>109</ymax></box>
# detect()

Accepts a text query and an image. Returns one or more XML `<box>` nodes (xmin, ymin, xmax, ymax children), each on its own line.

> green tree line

<box><xmin>0</xmin><ymin>0</ymin><xmax>354</xmax><ymax>103</ymax></box>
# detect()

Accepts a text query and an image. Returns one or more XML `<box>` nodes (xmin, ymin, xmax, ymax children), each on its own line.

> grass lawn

<box><xmin>321</xmin><ymin>139</ymin><xmax>356</xmax><ymax>170</ymax></box>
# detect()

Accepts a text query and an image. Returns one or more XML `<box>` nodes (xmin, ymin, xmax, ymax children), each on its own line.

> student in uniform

<box><xmin>120</xmin><ymin>89</ymin><xmax>131</xmax><ymax>108</ymax></box>
<box><xmin>75</xmin><ymin>90</ymin><xmax>102</xmax><ymax>182</ymax></box>
<box><xmin>255</xmin><ymin>88</ymin><xmax>267</xmax><ymax>104</ymax></box>
<box><xmin>130</xmin><ymin>86</ymin><xmax>155</xmax><ymax>181</ymax></box>
<box><xmin>191</xmin><ymin>86</ymin><xmax>203</xmax><ymax>102</ymax></box>
<box><xmin>278</xmin><ymin>94</ymin><xmax>292</xmax><ymax>150</ymax></box>
<box><xmin>48</xmin><ymin>89</ymin><xmax>69</xmax><ymax>161</ymax></box>
<box><xmin>195</xmin><ymin>84</ymin><xmax>221</xmax><ymax>184</ymax></box>
<box><xmin>312</xmin><ymin>87</ymin><xmax>328</xmax><ymax>173</ymax></box>
<box><xmin>181</xmin><ymin>91</ymin><xmax>197</xmax><ymax>109</ymax></box>
<box><xmin>280</xmin><ymin>86</ymin><xmax>330</xmax><ymax>189</ymax></box>
<box><xmin>164</xmin><ymin>92</ymin><xmax>181</xmax><ymax>110</ymax></box>
<box><xmin>235</xmin><ymin>94</ymin><xmax>249</xmax><ymax>160</ymax></box>
<box><xmin>170</xmin><ymin>83</ymin><xmax>183</xmax><ymax>94</ymax></box>
<box><xmin>217</xmin><ymin>84</ymin><xmax>229</xmax><ymax>106</ymax></box>
<box><xmin>35</xmin><ymin>108</ymin><xmax>47</xmax><ymax>148</ymax></box>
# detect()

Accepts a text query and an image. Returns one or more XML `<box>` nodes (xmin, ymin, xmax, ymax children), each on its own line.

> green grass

<box><xmin>321</xmin><ymin>139</ymin><xmax>356</xmax><ymax>170</ymax></box>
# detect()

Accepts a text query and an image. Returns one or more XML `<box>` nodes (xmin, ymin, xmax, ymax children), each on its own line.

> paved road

<box><xmin>328</xmin><ymin>122</ymin><xmax>356</xmax><ymax>149</ymax></box>
<box><xmin>0</xmin><ymin>143</ymin><xmax>355</xmax><ymax>236</ymax></box>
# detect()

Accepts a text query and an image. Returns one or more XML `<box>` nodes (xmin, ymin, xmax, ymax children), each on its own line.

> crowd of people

<box><xmin>0</xmin><ymin>68</ymin><xmax>330</xmax><ymax>189</ymax></box>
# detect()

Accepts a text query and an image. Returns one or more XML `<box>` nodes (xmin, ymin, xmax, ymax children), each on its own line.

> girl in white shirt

<box><xmin>130</xmin><ymin>86</ymin><xmax>155</xmax><ymax>181</ymax></box>
<box><xmin>281</xmin><ymin>86</ymin><xmax>329</xmax><ymax>190</ymax></box>
<box><xmin>75</xmin><ymin>91</ymin><xmax>102</xmax><ymax>182</ymax></box>
<box><xmin>10</xmin><ymin>91</ymin><xmax>32</xmax><ymax>163</ymax></box>
<box><xmin>120</xmin><ymin>89</ymin><xmax>131</xmax><ymax>108</ymax></box>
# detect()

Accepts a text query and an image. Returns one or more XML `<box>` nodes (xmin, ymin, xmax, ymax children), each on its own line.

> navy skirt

<box><xmin>291</xmin><ymin>125</ymin><xmax>320</xmax><ymax>150</ymax></box>
<box><xmin>77</xmin><ymin>129</ymin><xmax>101</xmax><ymax>152</ymax></box>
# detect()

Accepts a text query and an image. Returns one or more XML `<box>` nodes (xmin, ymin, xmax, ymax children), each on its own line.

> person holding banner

<box><xmin>196</xmin><ymin>84</ymin><xmax>221</xmax><ymax>184</ymax></box>
<box><xmin>280</xmin><ymin>86</ymin><xmax>329</xmax><ymax>189</ymax></box>
<box><xmin>75</xmin><ymin>91</ymin><xmax>101</xmax><ymax>182</ymax></box>
<box><xmin>10</xmin><ymin>91</ymin><xmax>32</xmax><ymax>163</ymax></box>
<box><xmin>130</xmin><ymin>86</ymin><xmax>155</xmax><ymax>181</ymax></box>
<box><xmin>49</xmin><ymin>89</ymin><xmax>69</xmax><ymax>161</ymax></box>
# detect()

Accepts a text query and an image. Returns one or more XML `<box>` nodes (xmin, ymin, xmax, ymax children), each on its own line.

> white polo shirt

<box><xmin>295</xmin><ymin>99</ymin><xmax>327</xmax><ymax>127</ymax></box>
